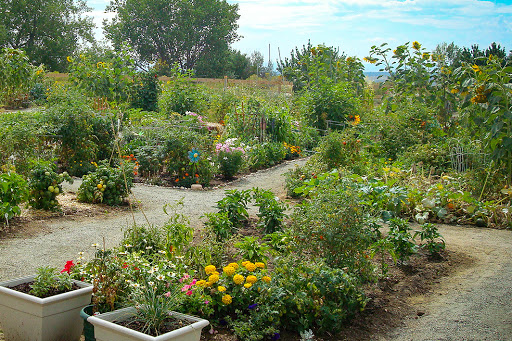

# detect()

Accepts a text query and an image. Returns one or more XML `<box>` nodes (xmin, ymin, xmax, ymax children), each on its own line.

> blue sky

<box><xmin>87</xmin><ymin>0</ymin><xmax>512</xmax><ymax>71</ymax></box>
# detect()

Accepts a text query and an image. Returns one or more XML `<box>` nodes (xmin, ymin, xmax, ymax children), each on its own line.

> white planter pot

<box><xmin>88</xmin><ymin>307</ymin><xmax>209</xmax><ymax>341</ymax></box>
<box><xmin>0</xmin><ymin>275</ymin><xmax>93</xmax><ymax>341</ymax></box>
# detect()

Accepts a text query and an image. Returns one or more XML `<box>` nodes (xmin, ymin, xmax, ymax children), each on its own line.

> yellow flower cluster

<box><xmin>262</xmin><ymin>276</ymin><xmax>271</xmax><ymax>283</ymax></box>
<box><xmin>246</xmin><ymin>275</ymin><xmax>257</xmax><ymax>284</ymax></box>
<box><xmin>205</xmin><ymin>265</ymin><xmax>216</xmax><ymax>274</ymax></box>
<box><xmin>233</xmin><ymin>274</ymin><xmax>245</xmax><ymax>285</ymax></box>
<box><xmin>223</xmin><ymin>265</ymin><xmax>236</xmax><ymax>276</ymax></box>
<box><xmin>243</xmin><ymin>261</ymin><xmax>257</xmax><ymax>272</ymax></box>
<box><xmin>222</xmin><ymin>294</ymin><xmax>232</xmax><ymax>305</ymax></box>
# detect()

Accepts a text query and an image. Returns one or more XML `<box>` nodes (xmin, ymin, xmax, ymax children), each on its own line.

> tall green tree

<box><xmin>0</xmin><ymin>0</ymin><xmax>94</xmax><ymax>72</ymax></box>
<box><xmin>104</xmin><ymin>0</ymin><xmax>240</xmax><ymax>70</ymax></box>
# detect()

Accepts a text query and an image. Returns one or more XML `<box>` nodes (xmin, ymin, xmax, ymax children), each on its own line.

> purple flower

<box><xmin>248</xmin><ymin>303</ymin><xmax>258</xmax><ymax>310</ymax></box>
<box><xmin>271</xmin><ymin>332</ymin><xmax>280</xmax><ymax>340</ymax></box>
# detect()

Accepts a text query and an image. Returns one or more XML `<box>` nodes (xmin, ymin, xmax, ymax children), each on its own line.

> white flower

<box><xmin>146</xmin><ymin>246</ymin><xmax>153</xmax><ymax>250</ymax></box>
<box><xmin>91</xmin><ymin>243</ymin><xmax>99</xmax><ymax>247</ymax></box>
<box><xmin>148</xmin><ymin>281</ymin><xmax>155</xmax><ymax>287</ymax></box>
<box><xmin>158</xmin><ymin>250</ymin><xmax>166</xmax><ymax>254</ymax></box>
<box><xmin>124</xmin><ymin>244</ymin><xmax>133</xmax><ymax>248</ymax></box>
<box><xmin>132</xmin><ymin>283</ymin><xmax>140</xmax><ymax>288</ymax></box>
<box><xmin>156</xmin><ymin>274</ymin><xmax>165</xmax><ymax>281</ymax></box>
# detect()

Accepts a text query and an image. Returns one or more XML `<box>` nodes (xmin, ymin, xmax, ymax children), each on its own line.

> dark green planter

<box><xmin>80</xmin><ymin>305</ymin><xmax>96</xmax><ymax>341</ymax></box>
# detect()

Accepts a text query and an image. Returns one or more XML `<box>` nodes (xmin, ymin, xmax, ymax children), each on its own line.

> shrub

<box><xmin>402</xmin><ymin>142</ymin><xmax>452</xmax><ymax>174</ymax></box>
<box><xmin>386</xmin><ymin>218</ymin><xmax>417</xmax><ymax>264</ymax></box>
<box><xmin>0</xmin><ymin>111</ymin><xmax>48</xmax><ymax>176</ymax></box>
<box><xmin>132</xmin><ymin>70</ymin><xmax>159</xmax><ymax>112</ymax></box>
<box><xmin>44</xmin><ymin>87</ymin><xmax>115</xmax><ymax>176</ymax></box>
<box><xmin>28</xmin><ymin>162</ymin><xmax>73</xmax><ymax>210</ymax></box>
<box><xmin>158</xmin><ymin>66</ymin><xmax>205</xmax><ymax>116</ymax></box>
<box><xmin>0</xmin><ymin>171</ymin><xmax>28</xmax><ymax>224</ymax></box>
<box><xmin>0</xmin><ymin>48</ymin><xmax>43</xmax><ymax>108</ymax></box>
<box><xmin>77</xmin><ymin>161</ymin><xmax>133</xmax><ymax>206</ymax></box>
<box><xmin>215</xmin><ymin>139</ymin><xmax>245</xmax><ymax>179</ymax></box>
<box><xmin>317</xmin><ymin>130</ymin><xmax>364</xmax><ymax>171</ymax></box>
<box><xmin>290</xmin><ymin>181</ymin><xmax>376</xmax><ymax>282</ymax></box>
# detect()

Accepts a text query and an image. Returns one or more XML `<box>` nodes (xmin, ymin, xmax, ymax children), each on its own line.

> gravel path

<box><xmin>1</xmin><ymin>159</ymin><xmax>511</xmax><ymax>340</ymax></box>
<box><xmin>0</xmin><ymin>158</ymin><xmax>306</xmax><ymax>281</ymax></box>
<box><xmin>380</xmin><ymin>224</ymin><xmax>512</xmax><ymax>341</ymax></box>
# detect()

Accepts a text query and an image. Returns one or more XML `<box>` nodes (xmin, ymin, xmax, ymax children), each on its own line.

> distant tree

<box><xmin>194</xmin><ymin>48</ymin><xmax>250</xmax><ymax>79</ymax></box>
<box><xmin>249</xmin><ymin>51</ymin><xmax>265</xmax><ymax>77</ymax></box>
<box><xmin>104</xmin><ymin>0</ymin><xmax>240</xmax><ymax>70</ymax></box>
<box><xmin>434</xmin><ymin>42</ymin><xmax>462</xmax><ymax>67</ymax></box>
<box><xmin>0</xmin><ymin>0</ymin><xmax>94</xmax><ymax>72</ymax></box>
<box><xmin>457</xmin><ymin>42</ymin><xmax>509</xmax><ymax>67</ymax></box>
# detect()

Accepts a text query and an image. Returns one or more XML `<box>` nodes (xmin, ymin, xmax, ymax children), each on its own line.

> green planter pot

<box><xmin>87</xmin><ymin>307</ymin><xmax>209</xmax><ymax>341</ymax></box>
<box><xmin>0</xmin><ymin>275</ymin><xmax>93</xmax><ymax>341</ymax></box>
<box><xmin>80</xmin><ymin>304</ymin><xmax>96</xmax><ymax>341</ymax></box>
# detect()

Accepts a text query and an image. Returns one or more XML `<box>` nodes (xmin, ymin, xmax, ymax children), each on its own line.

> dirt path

<box><xmin>380</xmin><ymin>225</ymin><xmax>512</xmax><ymax>341</ymax></box>
<box><xmin>1</xmin><ymin>158</ymin><xmax>511</xmax><ymax>340</ymax></box>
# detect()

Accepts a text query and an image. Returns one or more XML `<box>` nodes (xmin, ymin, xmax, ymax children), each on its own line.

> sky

<box><xmin>86</xmin><ymin>0</ymin><xmax>512</xmax><ymax>71</ymax></box>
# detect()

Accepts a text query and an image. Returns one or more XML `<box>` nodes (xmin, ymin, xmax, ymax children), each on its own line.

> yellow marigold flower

<box><xmin>233</xmin><ymin>274</ymin><xmax>245</xmax><ymax>285</ymax></box>
<box><xmin>255</xmin><ymin>262</ymin><xmax>265</xmax><ymax>269</ymax></box>
<box><xmin>262</xmin><ymin>276</ymin><xmax>271</xmax><ymax>283</ymax></box>
<box><xmin>222</xmin><ymin>294</ymin><xmax>232</xmax><ymax>305</ymax></box>
<box><xmin>246</xmin><ymin>275</ymin><xmax>257</xmax><ymax>284</ymax></box>
<box><xmin>228</xmin><ymin>262</ymin><xmax>239</xmax><ymax>270</ymax></box>
<box><xmin>244</xmin><ymin>262</ymin><xmax>256</xmax><ymax>272</ymax></box>
<box><xmin>66</xmin><ymin>56</ymin><xmax>73</xmax><ymax>63</ymax></box>
<box><xmin>244</xmin><ymin>283</ymin><xmax>253</xmax><ymax>289</ymax></box>
<box><xmin>205</xmin><ymin>281</ymin><xmax>213</xmax><ymax>287</ymax></box>
<box><xmin>205</xmin><ymin>265</ymin><xmax>216</xmax><ymax>275</ymax></box>
<box><xmin>241</xmin><ymin>261</ymin><xmax>249</xmax><ymax>267</ymax></box>
<box><xmin>412</xmin><ymin>41</ymin><xmax>421</xmax><ymax>50</ymax></box>
<box><xmin>196</xmin><ymin>280</ymin><xmax>207</xmax><ymax>287</ymax></box>
<box><xmin>223</xmin><ymin>266</ymin><xmax>236</xmax><ymax>276</ymax></box>
<box><xmin>209</xmin><ymin>274</ymin><xmax>220</xmax><ymax>283</ymax></box>
<box><xmin>450</xmin><ymin>88</ymin><xmax>459</xmax><ymax>94</ymax></box>
<box><xmin>218</xmin><ymin>286</ymin><xmax>227</xmax><ymax>292</ymax></box>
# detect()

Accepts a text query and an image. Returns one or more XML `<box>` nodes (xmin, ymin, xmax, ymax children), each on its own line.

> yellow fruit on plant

<box><xmin>97</xmin><ymin>184</ymin><xmax>103</xmax><ymax>189</ymax></box>
<box><xmin>48</xmin><ymin>186</ymin><xmax>54</xmax><ymax>192</ymax></box>
<box><xmin>54</xmin><ymin>187</ymin><xmax>60</xmax><ymax>194</ymax></box>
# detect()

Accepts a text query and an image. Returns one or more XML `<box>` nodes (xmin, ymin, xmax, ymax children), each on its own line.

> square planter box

<box><xmin>0</xmin><ymin>275</ymin><xmax>93</xmax><ymax>341</ymax></box>
<box><xmin>88</xmin><ymin>307</ymin><xmax>209</xmax><ymax>341</ymax></box>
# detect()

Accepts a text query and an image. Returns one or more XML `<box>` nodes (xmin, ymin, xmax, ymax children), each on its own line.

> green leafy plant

<box><xmin>252</xmin><ymin>188</ymin><xmax>287</xmax><ymax>234</ymax></box>
<box><xmin>28</xmin><ymin>162</ymin><xmax>73</xmax><ymax>210</ymax></box>
<box><xmin>132</xmin><ymin>70</ymin><xmax>160</xmax><ymax>112</ymax></box>
<box><xmin>386</xmin><ymin>218</ymin><xmax>417</xmax><ymax>264</ymax></box>
<box><xmin>158</xmin><ymin>65</ymin><xmax>205</xmax><ymax>115</ymax></box>
<box><xmin>0</xmin><ymin>171</ymin><xmax>28</xmax><ymax>224</ymax></box>
<box><xmin>29</xmin><ymin>266</ymin><xmax>73</xmax><ymax>298</ymax></box>
<box><xmin>0</xmin><ymin>48</ymin><xmax>43</xmax><ymax>107</ymax></box>
<box><xmin>77</xmin><ymin>160</ymin><xmax>133</xmax><ymax>206</ymax></box>
<box><xmin>234</xmin><ymin>236</ymin><xmax>270</xmax><ymax>262</ymax></box>
<box><xmin>216</xmin><ymin>189</ymin><xmax>251</xmax><ymax>229</ymax></box>
<box><xmin>203</xmin><ymin>211</ymin><xmax>236</xmax><ymax>242</ymax></box>
<box><xmin>162</xmin><ymin>201</ymin><xmax>194</xmax><ymax>257</ymax></box>
<box><xmin>414</xmin><ymin>223</ymin><xmax>446</xmax><ymax>255</ymax></box>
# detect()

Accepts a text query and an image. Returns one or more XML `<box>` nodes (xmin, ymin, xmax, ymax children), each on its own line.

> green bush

<box><xmin>402</xmin><ymin>142</ymin><xmax>452</xmax><ymax>174</ymax></box>
<box><xmin>317</xmin><ymin>130</ymin><xmax>365</xmax><ymax>172</ymax></box>
<box><xmin>28</xmin><ymin>162</ymin><xmax>73</xmax><ymax>211</ymax></box>
<box><xmin>132</xmin><ymin>71</ymin><xmax>159</xmax><ymax>112</ymax></box>
<box><xmin>203</xmin><ymin>212</ymin><xmax>236</xmax><ymax>242</ymax></box>
<box><xmin>0</xmin><ymin>48</ymin><xmax>43</xmax><ymax>107</ymax></box>
<box><xmin>216</xmin><ymin>189</ymin><xmax>251</xmax><ymax>229</ymax></box>
<box><xmin>252</xmin><ymin>188</ymin><xmax>287</xmax><ymax>234</ymax></box>
<box><xmin>158</xmin><ymin>66</ymin><xmax>205</xmax><ymax>116</ymax></box>
<box><xmin>77</xmin><ymin>161</ymin><xmax>133</xmax><ymax>206</ymax></box>
<box><xmin>0</xmin><ymin>171</ymin><xmax>28</xmax><ymax>223</ymax></box>
<box><xmin>0</xmin><ymin>111</ymin><xmax>49</xmax><ymax>176</ymax></box>
<box><xmin>290</xmin><ymin>180</ymin><xmax>376</xmax><ymax>282</ymax></box>
<box><xmin>45</xmin><ymin>87</ymin><xmax>115</xmax><ymax>176</ymax></box>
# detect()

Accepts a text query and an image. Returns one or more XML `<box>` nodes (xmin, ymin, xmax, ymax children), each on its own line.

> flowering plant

<box><xmin>194</xmin><ymin>260</ymin><xmax>271</xmax><ymax>316</ymax></box>
<box><xmin>215</xmin><ymin>138</ymin><xmax>245</xmax><ymax>179</ymax></box>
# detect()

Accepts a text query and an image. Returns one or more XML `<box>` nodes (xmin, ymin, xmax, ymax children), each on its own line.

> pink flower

<box><xmin>204</xmin><ymin>300</ymin><xmax>210</xmax><ymax>304</ymax></box>
<box><xmin>181</xmin><ymin>284</ymin><xmax>191</xmax><ymax>292</ymax></box>
<box><xmin>164</xmin><ymin>291</ymin><xmax>171</xmax><ymax>298</ymax></box>
<box><xmin>191</xmin><ymin>279</ymin><xmax>197</xmax><ymax>285</ymax></box>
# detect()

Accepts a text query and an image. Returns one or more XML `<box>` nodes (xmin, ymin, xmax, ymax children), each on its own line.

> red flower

<box><xmin>61</xmin><ymin>260</ymin><xmax>75</xmax><ymax>274</ymax></box>
<box><xmin>123</xmin><ymin>263</ymin><xmax>129</xmax><ymax>268</ymax></box>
